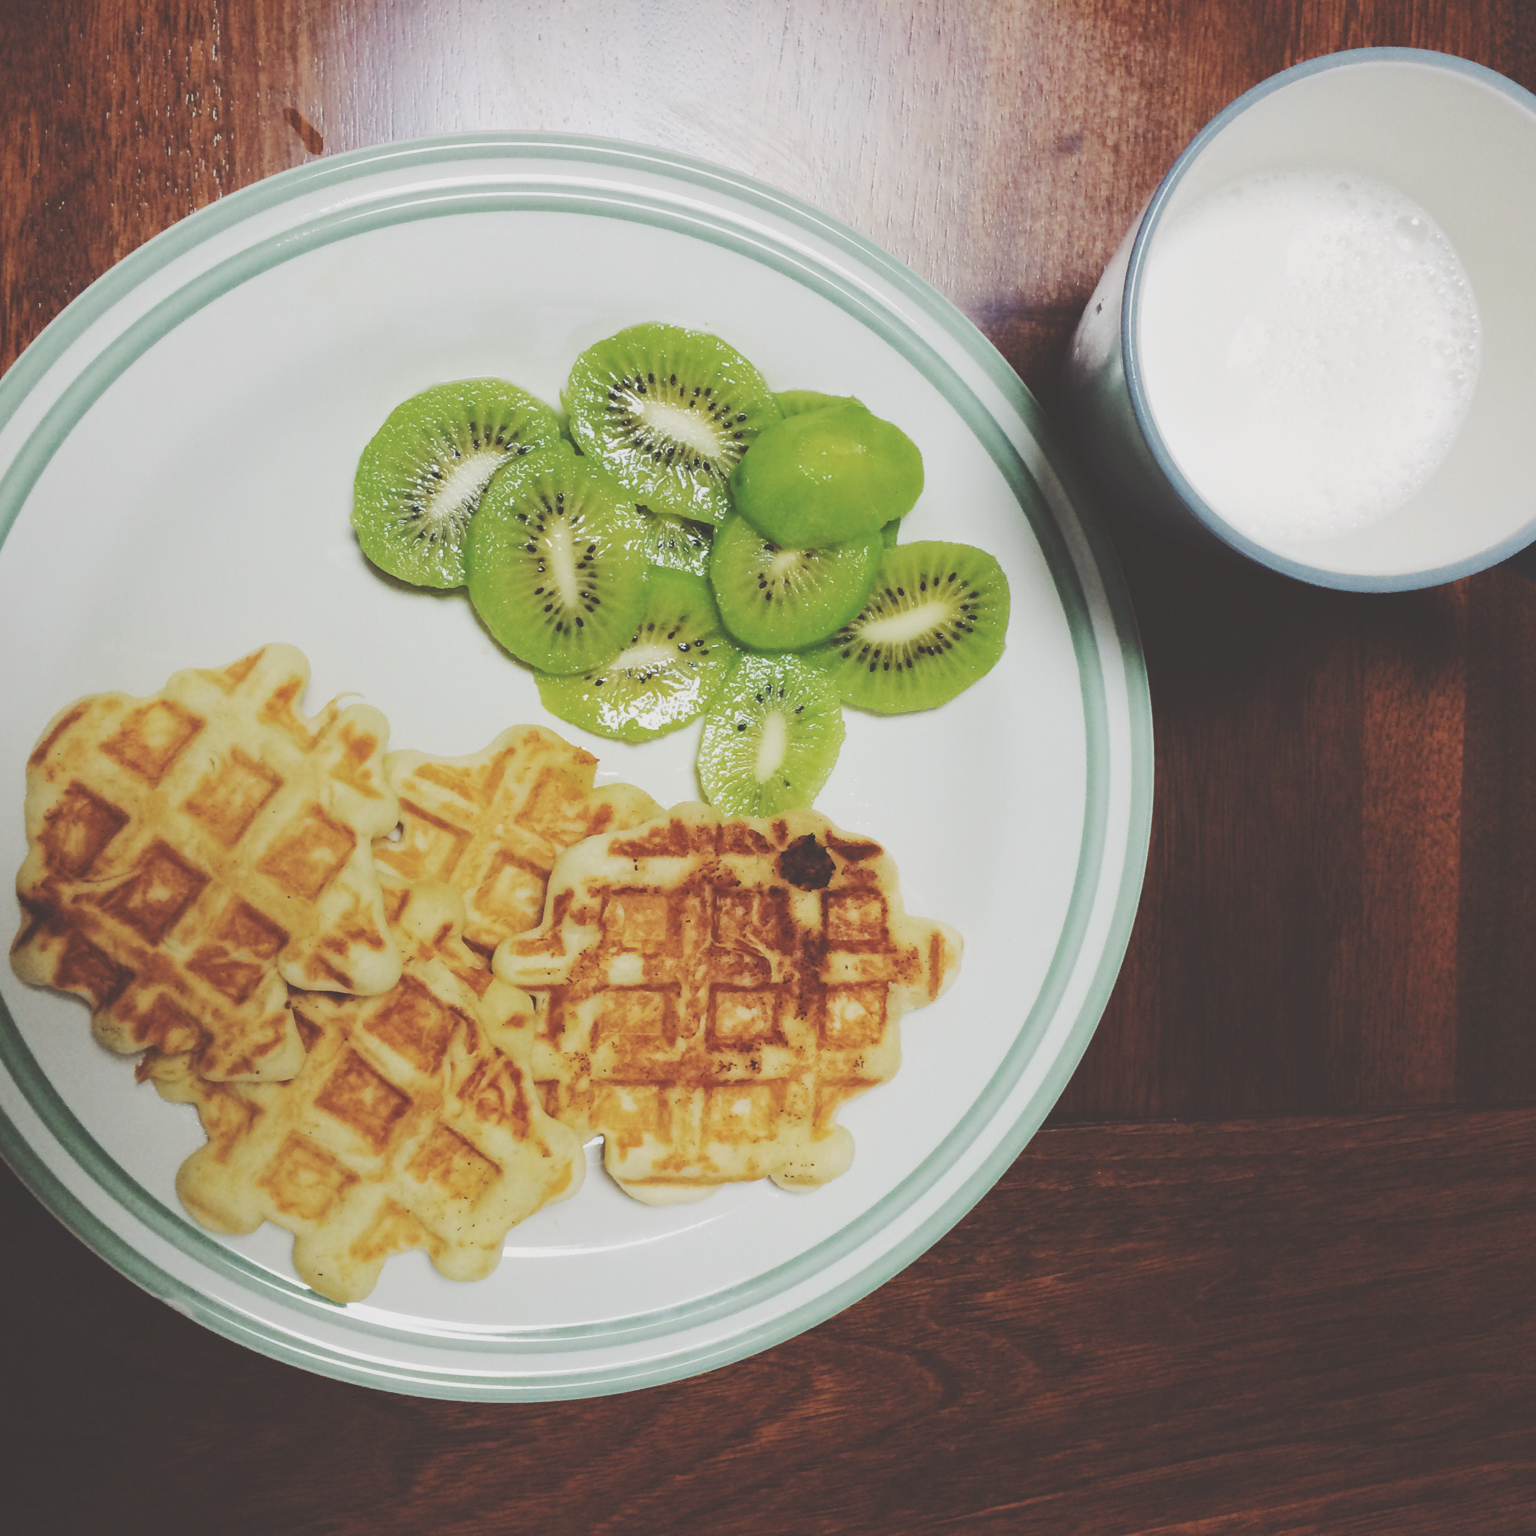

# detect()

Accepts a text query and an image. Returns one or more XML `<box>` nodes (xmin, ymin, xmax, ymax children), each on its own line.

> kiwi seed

<box><xmin>352</xmin><ymin>379</ymin><xmax>563</xmax><ymax>588</ymax></box>
<box><xmin>537</xmin><ymin>569</ymin><xmax>741</xmax><ymax>743</ymax></box>
<box><xmin>563</xmin><ymin>322</ymin><xmax>781</xmax><ymax>526</ymax></box>
<box><xmin>808</xmin><ymin>541</ymin><xmax>1010</xmax><ymax>714</ymax></box>
<box><xmin>708</xmin><ymin>513</ymin><xmax>882</xmax><ymax>651</ymax></box>
<box><xmin>696</xmin><ymin>654</ymin><xmax>845</xmax><ymax>816</ymax></box>
<box><xmin>464</xmin><ymin>444</ymin><xmax>649</xmax><ymax>675</ymax></box>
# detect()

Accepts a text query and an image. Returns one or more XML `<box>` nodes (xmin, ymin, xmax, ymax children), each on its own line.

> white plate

<box><xmin>0</xmin><ymin>135</ymin><xmax>1151</xmax><ymax>1400</ymax></box>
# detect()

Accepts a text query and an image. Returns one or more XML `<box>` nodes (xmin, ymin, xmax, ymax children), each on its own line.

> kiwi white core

<box><xmin>754</xmin><ymin>710</ymin><xmax>789</xmax><ymax>782</ymax></box>
<box><xmin>541</xmin><ymin>518</ymin><xmax>580</xmax><ymax>607</ymax></box>
<box><xmin>860</xmin><ymin>596</ymin><xmax>951</xmax><ymax>644</ymax></box>
<box><xmin>610</xmin><ymin>639</ymin><xmax>675</xmax><ymax>677</ymax></box>
<box><xmin>426</xmin><ymin>448</ymin><xmax>504</xmax><ymax>528</ymax></box>
<box><xmin>640</xmin><ymin>398</ymin><xmax>724</xmax><ymax>457</ymax></box>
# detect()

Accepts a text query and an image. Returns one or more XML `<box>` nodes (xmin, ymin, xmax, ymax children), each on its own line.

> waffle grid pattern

<box><xmin>373</xmin><ymin>726</ymin><xmax>661</xmax><ymax>952</ymax></box>
<box><xmin>494</xmin><ymin>807</ymin><xmax>960</xmax><ymax>1199</ymax></box>
<box><xmin>144</xmin><ymin>883</ymin><xmax>584</xmax><ymax>1303</ymax></box>
<box><xmin>13</xmin><ymin>646</ymin><xmax>401</xmax><ymax>1080</ymax></box>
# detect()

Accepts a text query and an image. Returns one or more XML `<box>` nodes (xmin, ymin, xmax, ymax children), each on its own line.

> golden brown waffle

<box><xmin>142</xmin><ymin>881</ymin><xmax>585</xmax><ymax>1304</ymax></box>
<box><xmin>492</xmin><ymin>803</ymin><xmax>961</xmax><ymax>1203</ymax></box>
<box><xmin>12</xmin><ymin>646</ymin><xmax>401</xmax><ymax>1081</ymax></box>
<box><xmin>372</xmin><ymin>726</ymin><xmax>661</xmax><ymax>952</ymax></box>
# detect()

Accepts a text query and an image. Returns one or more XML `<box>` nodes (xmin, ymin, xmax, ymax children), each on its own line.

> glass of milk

<box><xmin>1061</xmin><ymin>48</ymin><xmax>1536</xmax><ymax>590</ymax></box>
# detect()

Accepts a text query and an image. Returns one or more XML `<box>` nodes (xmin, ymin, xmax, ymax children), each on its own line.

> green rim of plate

<box><xmin>0</xmin><ymin>133</ymin><xmax>1153</xmax><ymax>1400</ymax></box>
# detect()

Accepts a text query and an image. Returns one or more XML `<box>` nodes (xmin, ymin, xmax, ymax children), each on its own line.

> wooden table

<box><xmin>5</xmin><ymin>3</ymin><xmax>1536</xmax><ymax>1531</ymax></box>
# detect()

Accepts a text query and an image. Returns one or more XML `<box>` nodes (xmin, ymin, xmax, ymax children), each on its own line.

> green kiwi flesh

<box><xmin>537</xmin><ymin>569</ymin><xmax>741</xmax><ymax>743</ymax></box>
<box><xmin>708</xmin><ymin>513</ymin><xmax>882</xmax><ymax>651</ymax></box>
<box><xmin>809</xmin><ymin>541</ymin><xmax>1010</xmax><ymax>714</ymax></box>
<box><xmin>353</xmin><ymin>379</ymin><xmax>563</xmax><ymax>588</ymax></box>
<box><xmin>730</xmin><ymin>400</ymin><xmax>924</xmax><ymax>548</ymax></box>
<box><xmin>563</xmin><ymin>323</ymin><xmax>780</xmax><ymax>526</ymax></box>
<box><xmin>774</xmin><ymin>389</ymin><xmax>859</xmax><ymax>417</ymax></box>
<box><xmin>696</xmin><ymin>654</ymin><xmax>845</xmax><ymax>816</ymax></box>
<box><xmin>636</xmin><ymin>506</ymin><xmax>713</xmax><ymax>578</ymax></box>
<box><xmin>465</xmin><ymin>444</ymin><xmax>648</xmax><ymax>675</ymax></box>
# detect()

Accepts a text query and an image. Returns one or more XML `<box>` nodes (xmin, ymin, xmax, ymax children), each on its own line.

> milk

<box><xmin>1137</xmin><ymin>169</ymin><xmax>1482</xmax><ymax>545</ymax></box>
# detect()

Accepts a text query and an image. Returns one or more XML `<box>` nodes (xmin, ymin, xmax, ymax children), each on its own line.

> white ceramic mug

<box><xmin>1060</xmin><ymin>47</ymin><xmax>1536</xmax><ymax>591</ymax></box>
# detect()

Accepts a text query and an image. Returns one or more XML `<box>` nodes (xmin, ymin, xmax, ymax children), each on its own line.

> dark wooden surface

<box><xmin>5</xmin><ymin>3</ymin><xmax>1536</xmax><ymax>1532</ymax></box>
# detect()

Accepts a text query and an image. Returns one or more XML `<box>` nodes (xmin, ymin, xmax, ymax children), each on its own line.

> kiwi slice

<box><xmin>809</xmin><ymin>541</ymin><xmax>1010</xmax><ymax>714</ymax></box>
<box><xmin>708</xmin><ymin>513</ymin><xmax>882</xmax><ymax>651</ymax></box>
<box><xmin>636</xmin><ymin>506</ymin><xmax>713</xmax><ymax>578</ymax></box>
<box><xmin>353</xmin><ymin>379</ymin><xmax>563</xmax><ymax>588</ymax></box>
<box><xmin>731</xmin><ymin>399</ymin><xmax>924</xmax><ymax>548</ymax></box>
<box><xmin>536</xmin><ymin>569</ymin><xmax>741</xmax><ymax>743</ymax></box>
<box><xmin>563</xmin><ymin>323</ymin><xmax>781</xmax><ymax>526</ymax></box>
<box><xmin>465</xmin><ymin>444</ymin><xmax>648</xmax><ymax>675</ymax></box>
<box><xmin>697</xmin><ymin>655</ymin><xmax>845</xmax><ymax>816</ymax></box>
<box><xmin>774</xmin><ymin>389</ymin><xmax>858</xmax><ymax>417</ymax></box>
<box><xmin>771</xmin><ymin>395</ymin><xmax>902</xmax><ymax>551</ymax></box>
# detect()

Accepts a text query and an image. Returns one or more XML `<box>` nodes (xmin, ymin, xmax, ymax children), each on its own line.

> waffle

<box><xmin>372</xmin><ymin>726</ymin><xmax>662</xmax><ymax>952</ymax></box>
<box><xmin>492</xmin><ymin>803</ymin><xmax>961</xmax><ymax>1203</ymax></box>
<box><xmin>12</xmin><ymin>646</ymin><xmax>401</xmax><ymax>1081</ymax></box>
<box><xmin>142</xmin><ymin>881</ymin><xmax>585</xmax><ymax>1303</ymax></box>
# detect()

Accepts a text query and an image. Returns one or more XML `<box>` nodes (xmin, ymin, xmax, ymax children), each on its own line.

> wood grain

<box><xmin>6</xmin><ymin>1</ymin><xmax>1536</xmax><ymax>1530</ymax></box>
<box><xmin>8</xmin><ymin>1113</ymin><xmax>1536</xmax><ymax>1535</ymax></box>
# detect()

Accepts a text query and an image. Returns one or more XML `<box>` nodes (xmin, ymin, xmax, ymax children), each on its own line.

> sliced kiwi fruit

<box><xmin>776</xmin><ymin>396</ymin><xmax>907</xmax><ymax>552</ymax></box>
<box><xmin>696</xmin><ymin>654</ymin><xmax>845</xmax><ymax>816</ymax></box>
<box><xmin>563</xmin><ymin>323</ymin><xmax>780</xmax><ymax>526</ymax></box>
<box><xmin>353</xmin><ymin>379</ymin><xmax>563</xmax><ymax>588</ymax></box>
<box><xmin>808</xmin><ymin>541</ymin><xmax>1010</xmax><ymax>714</ymax></box>
<box><xmin>636</xmin><ymin>506</ymin><xmax>713</xmax><ymax>578</ymax></box>
<box><xmin>774</xmin><ymin>389</ymin><xmax>858</xmax><ymax>417</ymax></box>
<box><xmin>731</xmin><ymin>399</ymin><xmax>923</xmax><ymax>548</ymax></box>
<box><xmin>708</xmin><ymin>513</ymin><xmax>882</xmax><ymax>651</ymax></box>
<box><xmin>465</xmin><ymin>444</ymin><xmax>648</xmax><ymax>675</ymax></box>
<box><xmin>536</xmin><ymin>569</ymin><xmax>741</xmax><ymax>743</ymax></box>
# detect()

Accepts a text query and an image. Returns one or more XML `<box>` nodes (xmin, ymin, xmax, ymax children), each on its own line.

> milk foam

<box><xmin>1138</xmin><ymin>169</ymin><xmax>1481</xmax><ymax>545</ymax></box>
